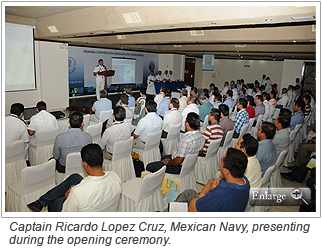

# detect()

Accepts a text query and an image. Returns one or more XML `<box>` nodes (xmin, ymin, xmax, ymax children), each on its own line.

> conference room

<box><xmin>4</xmin><ymin>4</ymin><xmax>317</xmax><ymax>213</ymax></box>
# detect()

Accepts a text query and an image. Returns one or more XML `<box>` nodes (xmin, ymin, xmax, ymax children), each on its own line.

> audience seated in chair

<box><xmin>90</xmin><ymin>89</ymin><xmax>112</xmax><ymax>123</ymax></box>
<box><xmin>165</xmin><ymin>148</ymin><xmax>250</xmax><ymax>212</ymax></box>
<box><xmin>98</xmin><ymin>106</ymin><xmax>132</xmax><ymax>160</ymax></box>
<box><xmin>272</xmin><ymin>115</ymin><xmax>291</xmax><ymax>158</ymax></box>
<box><xmin>27</xmin><ymin>143</ymin><xmax>121</xmax><ymax>212</ymax></box>
<box><xmin>53</xmin><ymin>111</ymin><xmax>92</xmax><ymax>173</ymax></box>
<box><xmin>290</xmin><ymin>99</ymin><xmax>305</xmax><ymax>131</ymax></box>
<box><xmin>233</xmin><ymin>98</ymin><xmax>249</xmax><ymax>138</ymax></box>
<box><xmin>218</xmin><ymin>104</ymin><xmax>234</xmax><ymax>146</ymax></box>
<box><xmin>146</xmin><ymin>112</ymin><xmax>204</xmax><ymax>174</ymax></box>
<box><xmin>161</xmin><ymin>98</ymin><xmax>182</xmax><ymax>138</ymax></box>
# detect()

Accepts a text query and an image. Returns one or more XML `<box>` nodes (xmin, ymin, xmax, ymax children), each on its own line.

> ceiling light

<box><xmin>310</xmin><ymin>40</ymin><xmax>316</xmax><ymax>42</ymax></box>
<box><xmin>255</xmin><ymin>41</ymin><xmax>258</xmax><ymax>43</ymax></box>
<box><xmin>266</xmin><ymin>19</ymin><xmax>272</xmax><ymax>22</ymax></box>
<box><xmin>235</xmin><ymin>44</ymin><xmax>246</xmax><ymax>47</ymax></box>
<box><xmin>173</xmin><ymin>45</ymin><xmax>182</xmax><ymax>47</ymax></box>
<box><xmin>291</xmin><ymin>16</ymin><xmax>315</xmax><ymax>20</ymax></box>
<box><xmin>47</xmin><ymin>25</ymin><xmax>59</xmax><ymax>33</ymax></box>
<box><xmin>96</xmin><ymin>31</ymin><xmax>107</xmax><ymax>34</ymax></box>
<box><xmin>293</xmin><ymin>40</ymin><xmax>297</xmax><ymax>42</ymax></box>
<box><xmin>136</xmin><ymin>28</ymin><xmax>140</xmax><ymax>31</ymax></box>
<box><xmin>123</xmin><ymin>12</ymin><xmax>142</xmax><ymax>24</ymax></box>
<box><xmin>170</xmin><ymin>26</ymin><xmax>174</xmax><ymax>27</ymax></box>
<box><xmin>190</xmin><ymin>30</ymin><xmax>204</xmax><ymax>36</ymax></box>
<box><xmin>117</xmin><ymin>35</ymin><xmax>126</xmax><ymax>40</ymax></box>
<box><xmin>211</xmin><ymin>23</ymin><xmax>216</xmax><ymax>25</ymax></box>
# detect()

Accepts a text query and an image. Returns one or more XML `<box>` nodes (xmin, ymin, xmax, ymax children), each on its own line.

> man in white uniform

<box><xmin>27</xmin><ymin>143</ymin><xmax>122</xmax><ymax>212</ymax></box>
<box><xmin>93</xmin><ymin>59</ymin><xmax>107</xmax><ymax>100</ymax></box>
<box><xmin>5</xmin><ymin>103</ymin><xmax>29</xmax><ymax>151</ymax></box>
<box><xmin>155</xmin><ymin>71</ymin><xmax>163</xmax><ymax>82</ymax></box>
<box><xmin>147</xmin><ymin>71</ymin><xmax>156</xmax><ymax>95</ymax></box>
<box><xmin>28</xmin><ymin>101</ymin><xmax>58</xmax><ymax>147</ymax></box>
<box><xmin>168</xmin><ymin>70</ymin><xmax>174</xmax><ymax>81</ymax></box>
<box><xmin>163</xmin><ymin>70</ymin><xmax>170</xmax><ymax>81</ymax></box>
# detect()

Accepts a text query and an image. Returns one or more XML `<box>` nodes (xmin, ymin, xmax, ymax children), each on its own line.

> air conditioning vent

<box><xmin>117</xmin><ymin>35</ymin><xmax>126</xmax><ymax>39</ymax></box>
<box><xmin>190</xmin><ymin>30</ymin><xmax>204</xmax><ymax>36</ymax></box>
<box><xmin>235</xmin><ymin>44</ymin><xmax>246</xmax><ymax>47</ymax></box>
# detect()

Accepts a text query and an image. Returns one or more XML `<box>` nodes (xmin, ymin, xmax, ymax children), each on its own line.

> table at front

<box><xmin>154</xmin><ymin>81</ymin><xmax>186</xmax><ymax>94</ymax></box>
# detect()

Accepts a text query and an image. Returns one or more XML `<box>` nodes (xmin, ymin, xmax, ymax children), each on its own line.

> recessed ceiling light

<box><xmin>211</xmin><ymin>23</ymin><xmax>216</xmax><ymax>25</ymax></box>
<box><xmin>190</xmin><ymin>30</ymin><xmax>204</xmax><ymax>36</ymax></box>
<box><xmin>170</xmin><ymin>26</ymin><xmax>174</xmax><ymax>27</ymax></box>
<box><xmin>117</xmin><ymin>35</ymin><xmax>126</xmax><ymax>40</ymax></box>
<box><xmin>310</xmin><ymin>40</ymin><xmax>316</xmax><ymax>42</ymax></box>
<box><xmin>96</xmin><ymin>31</ymin><xmax>107</xmax><ymax>34</ymax></box>
<box><xmin>255</xmin><ymin>41</ymin><xmax>258</xmax><ymax>43</ymax></box>
<box><xmin>293</xmin><ymin>40</ymin><xmax>297</xmax><ymax>42</ymax></box>
<box><xmin>47</xmin><ymin>25</ymin><xmax>59</xmax><ymax>33</ymax></box>
<box><xmin>136</xmin><ymin>28</ymin><xmax>140</xmax><ymax>31</ymax></box>
<box><xmin>266</xmin><ymin>19</ymin><xmax>272</xmax><ymax>22</ymax></box>
<box><xmin>123</xmin><ymin>12</ymin><xmax>142</xmax><ymax>24</ymax></box>
<box><xmin>291</xmin><ymin>16</ymin><xmax>315</xmax><ymax>20</ymax></box>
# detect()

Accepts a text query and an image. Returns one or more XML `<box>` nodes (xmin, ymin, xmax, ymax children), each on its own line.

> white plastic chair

<box><xmin>99</xmin><ymin>110</ymin><xmax>113</xmax><ymax>123</ymax></box>
<box><xmin>246</xmin><ymin>165</ymin><xmax>275</xmax><ymax>212</ymax></box>
<box><xmin>200</xmin><ymin>115</ymin><xmax>209</xmax><ymax>133</ymax></box>
<box><xmin>270</xmin><ymin>149</ymin><xmax>288</xmax><ymax>189</ymax></box>
<box><xmin>247</xmin><ymin>118</ymin><xmax>256</xmax><ymax>133</ymax></box>
<box><xmin>7</xmin><ymin>159</ymin><xmax>56</xmax><ymax>212</ymax></box>
<box><xmin>165</xmin><ymin>153</ymin><xmax>199</xmax><ymax>197</ymax></box>
<box><xmin>231</xmin><ymin>123</ymin><xmax>249</xmax><ymax>147</ymax></box>
<box><xmin>272</xmin><ymin>108</ymin><xmax>280</xmax><ymax>120</ymax></box>
<box><xmin>119</xmin><ymin>166</ymin><xmax>166</xmax><ymax>212</ymax></box>
<box><xmin>89</xmin><ymin>195</ymin><xmax>120</xmax><ymax>212</ymax></box>
<box><xmin>262</xmin><ymin>108</ymin><xmax>270</xmax><ymax>122</ymax></box>
<box><xmin>194</xmin><ymin>139</ymin><xmax>222</xmax><ymax>185</ymax></box>
<box><xmin>5</xmin><ymin>140</ymin><xmax>27</xmax><ymax>192</ymax></box>
<box><xmin>251</xmin><ymin>115</ymin><xmax>264</xmax><ymax>139</ymax></box>
<box><xmin>161</xmin><ymin>124</ymin><xmax>181</xmax><ymax>156</ymax></box>
<box><xmin>29</xmin><ymin>126</ymin><xmax>60</xmax><ymax>166</ymax></box>
<box><xmin>55</xmin><ymin>152</ymin><xmax>87</xmax><ymax>185</ymax></box>
<box><xmin>132</xmin><ymin>130</ymin><xmax>162</xmax><ymax>168</ymax></box>
<box><xmin>83</xmin><ymin>114</ymin><xmax>90</xmax><ymax>132</ymax></box>
<box><xmin>216</xmin><ymin>130</ymin><xmax>234</xmax><ymax>166</ymax></box>
<box><xmin>87</xmin><ymin>122</ymin><xmax>102</xmax><ymax>143</ymax></box>
<box><xmin>284</xmin><ymin>124</ymin><xmax>301</xmax><ymax>165</ymax></box>
<box><xmin>104</xmin><ymin>136</ymin><xmax>135</xmax><ymax>183</ymax></box>
<box><xmin>267</xmin><ymin>107</ymin><xmax>276</xmax><ymax>123</ymax></box>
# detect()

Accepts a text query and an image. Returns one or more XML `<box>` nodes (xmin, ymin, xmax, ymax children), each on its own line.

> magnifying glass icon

<box><xmin>291</xmin><ymin>188</ymin><xmax>309</xmax><ymax>205</ymax></box>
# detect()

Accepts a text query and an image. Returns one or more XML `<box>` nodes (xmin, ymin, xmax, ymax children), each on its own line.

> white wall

<box><xmin>5</xmin><ymin>41</ymin><xmax>69</xmax><ymax>115</ymax></box>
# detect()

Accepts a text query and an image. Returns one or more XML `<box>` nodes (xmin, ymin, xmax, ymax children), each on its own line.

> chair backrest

<box><xmin>269</xmin><ymin>107</ymin><xmax>276</xmax><ymax>119</ymax></box>
<box><xmin>239</xmin><ymin>123</ymin><xmax>249</xmax><ymax>138</ymax></box>
<box><xmin>255</xmin><ymin>115</ymin><xmax>264</xmax><ymax>129</ymax></box>
<box><xmin>83</xmin><ymin>114</ymin><xmax>90</xmax><ymax>131</ymax></box>
<box><xmin>89</xmin><ymin>195</ymin><xmax>120</xmax><ymax>212</ymax></box>
<box><xmin>272</xmin><ymin>108</ymin><xmax>280</xmax><ymax>119</ymax></box>
<box><xmin>201</xmin><ymin>115</ymin><xmax>209</xmax><ymax>132</ymax></box>
<box><xmin>5</xmin><ymin>140</ymin><xmax>25</xmax><ymax>164</ymax></box>
<box><xmin>21</xmin><ymin>159</ymin><xmax>55</xmax><ymax>195</ymax></box>
<box><xmin>263</xmin><ymin>109</ymin><xmax>270</xmax><ymax>121</ymax></box>
<box><xmin>222</xmin><ymin>130</ymin><xmax>234</xmax><ymax>150</ymax></box>
<box><xmin>99</xmin><ymin>110</ymin><xmax>113</xmax><ymax>123</ymax></box>
<box><xmin>289</xmin><ymin>128</ymin><xmax>298</xmax><ymax>142</ymax></box>
<box><xmin>247</xmin><ymin>118</ymin><xmax>255</xmax><ymax>133</ymax></box>
<box><xmin>144</xmin><ymin>130</ymin><xmax>162</xmax><ymax>151</ymax></box>
<box><xmin>87</xmin><ymin>123</ymin><xmax>103</xmax><ymax>143</ymax></box>
<box><xmin>205</xmin><ymin>139</ymin><xmax>221</xmax><ymax>159</ymax></box>
<box><xmin>66</xmin><ymin>152</ymin><xmax>86</xmax><ymax>176</ymax></box>
<box><xmin>274</xmin><ymin>149</ymin><xmax>288</xmax><ymax>171</ymax></box>
<box><xmin>178</xmin><ymin>153</ymin><xmax>199</xmax><ymax>180</ymax></box>
<box><xmin>36</xmin><ymin>127</ymin><xmax>60</xmax><ymax>147</ymax></box>
<box><xmin>166</xmin><ymin>124</ymin><xmax>181</xmax><ymax>140</ymax></box>
<box><xmin>138</xmin><ymin>166</ymin><xmax>166</xmax><ymax>201</ymax></box>
<box><xmin>112</xmin><ymin>136</ymin><xmax>134</xmax><ymax>161</ymax></box>
<box><xmin>261</xmin><ymin>165</ymin><xmax>274</xmax><ymax>188</ymax></box>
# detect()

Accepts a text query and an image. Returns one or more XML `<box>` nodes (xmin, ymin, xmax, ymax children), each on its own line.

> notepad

<box><xmin>306</xmin><ymin>158</ymin><xmax>316</xmax><ymax>169</ymax></box>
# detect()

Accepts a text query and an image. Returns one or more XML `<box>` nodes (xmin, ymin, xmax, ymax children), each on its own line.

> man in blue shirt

<box><xmin>223</xmin><ymin>90</ymin><xmax>234</xmax><ymax>108</ymax></box>
<box><xmin>90</xmin><ymin>89</ymin><xmax>112</xmax><ymax>122</ymax></box>
<box><xmin>256</xmin><ymin>122</ymin><xmax>277</xmax><ymax>176</ymax></box>
<box><xmin>198</xmin><ymin>93</ymin><xmax>214</xmax><ymax>122</ymax></box>
<box><xmin>116</xmin><ymin>85</ymin><xmax>135</xmax><ymax>107</ymax></box>
<box><xmin>156</xmin><ymin>88</ymin><xmax>171</xmax><ymax>118</ymax></box>
<box><xmin>290</xmin><ymin>99</ymin><xmax>305</xmax><ymax>131</ymax></box>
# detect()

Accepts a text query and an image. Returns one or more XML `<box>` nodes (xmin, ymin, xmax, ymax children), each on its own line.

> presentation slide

<box><xmin>202</xmin><ymin>54</ymin><xmax>215</xmax><ymax>71</ymax></box>
<box><xmin>5</xmin><ymin>23</ymin><xmax>36</xmax><ymax>91</ymax></box>
<box><xmin>111</xmin><ymin>58</ymin><xmax>136</xmax><ymax>85</ymax></box>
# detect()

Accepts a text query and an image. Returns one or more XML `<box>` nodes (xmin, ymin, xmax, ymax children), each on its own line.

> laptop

<box><xmin>23</xmin><ymin>106</ymin><xmax>38</xmax><ymax>123</ymax></box>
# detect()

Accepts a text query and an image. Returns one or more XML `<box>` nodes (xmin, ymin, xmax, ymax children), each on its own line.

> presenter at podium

<box><xmin>93</xmin><ymin>59</ymin><xmax>107</xmax><ymax>100</ymax></box>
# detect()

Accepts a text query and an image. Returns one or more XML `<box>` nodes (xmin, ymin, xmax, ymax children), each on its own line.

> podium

<box><xmin>98</xmin><ymin>70</ymin><xmax>115</xmax><ymax>89</ymax></box>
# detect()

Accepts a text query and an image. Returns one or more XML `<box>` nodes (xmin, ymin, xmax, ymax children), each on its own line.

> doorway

<box><xmin>184</xmin><ymin>58</ymin><xmax>195</xmax><ymax>87</ymax></box>
<box><xmin>301</xmin><ymin>62</ymin><xmax>316</xmax><ymax>97</ymax></box>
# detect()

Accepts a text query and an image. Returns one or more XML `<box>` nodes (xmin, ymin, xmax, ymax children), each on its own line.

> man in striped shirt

<box><xmin>201</xmin><ymin>108</ymin><xmax>223</xmax><ymax>155</ymax></box>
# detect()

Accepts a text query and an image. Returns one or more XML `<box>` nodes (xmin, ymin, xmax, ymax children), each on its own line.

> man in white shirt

<box><xmin>276</xmin><ymin>88</ymin><xmax>289</xmax><ymax>109</ymax></box>
<box><xmin>155</xmin><ymin>71</ymin><xmax>163</xmax><ymax>82</ymax></box>
<box><xmin>264</xmin><ymin>77</ymin><xmax>272</xmax><ymax>93</ymax></box>
<box><xmin>98</xmin><ymin>106</ymin><xmax>133</xmax><ymax>160</ymax></box>
<box><xmin>261</xmin><ymin>74</ymin><xmax>266</xmax><ymax>86</ymax></box>
<box><xmin>262</xmin><ymin>92</ymin><xmax>272</xmax><ymax>119</ymax></box>
<box><xmin>162</xmin><ymin>98</ymin><xmax>182</xmax><ymax>138</ymax></box>
<box><xmin>273</xmin><ymin>115</ymin><xmax>291</xmax><ymax>158</ymax></box>
<box><xmin>178</xmin><ymin>89</ymin><xmax>188</xmax><ymax>111</ymax></box>
<box><xmin>168</xmin><ymin>70</ymin><xmax>174</xmax><ymax>81</ymax></box>
<box><xmin>163</xmin><ymin>70</ymin><xmax>170</xmax><ymax>81</ymax></box>
<box><xmin>28</xmin><ymin>101</ymin><xmax>58</xmax><ymax>147</ymax></box>
<box><xmin>180</xmin><ymin>96</ymin><xmax>199</xmax><ymax>132</ymax></box>
<box><xmin>132</xmin><ymin>100</ymin><xmax>163</xmax><ymax>149</ymax></box>
<box><xmin>147</xmin><ymin>71</ymin><xmax>156</xmax><ymax>95</ymax></box>
<box><xmin>184</xmin><ymin>82</ymin><xmax>191</xmax><ymax>98</ymax></box>
<box><xmin>118</xmin><ymin>93</ymin><xmax>134</xmax><ymax>122</ymax></box>
<box><xmin>90</xmin><ymin>89</ymin><xmax>112</xmax><ymax>123</ymax></box>
<box><xmin>154</xmin><ymin>85</ymin><xmax>166</xmax><ymax>108</ymax></box>
<box><xmin>27</xmin><ymin>143</ymin><xmax>122</xmax><ymax>212</ymax></box>
<box><xmin>5</xmin><ymin>103</ymin><xmax>29</xmax><ymax>151</ymax></box>
<box><xmin>220</xmin><ymin>81</ymin><xmax>229</xmax><ymax>97</ymax></box>
<box><xmin>93</xmin><ymin>59</ymin><xmax>107</xmax><ymax>100</ymax></box>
